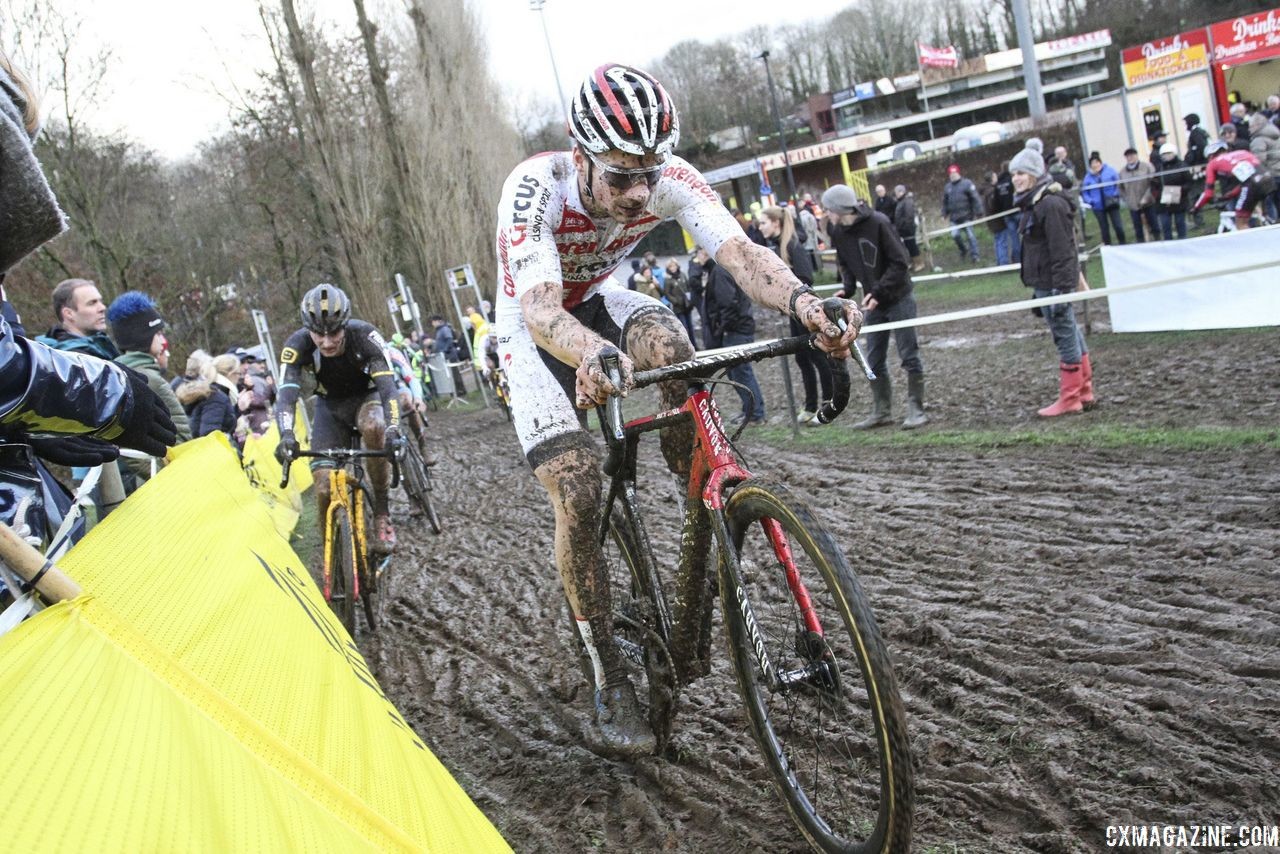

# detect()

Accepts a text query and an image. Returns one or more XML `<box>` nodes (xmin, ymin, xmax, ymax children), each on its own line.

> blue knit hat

<box><xmin>107</xmin><ymin>291</ymin><xmax>165</xmax><ymax>353</ymax></box>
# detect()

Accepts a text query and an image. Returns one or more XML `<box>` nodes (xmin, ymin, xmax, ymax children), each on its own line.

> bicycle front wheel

<box><xmin>404</xmin><ymin>442</ymin><xmax>442</xmax><ymax>535</ymax></box>
<box><xmin>330</xmin><ymin>506</ymin><xmax>358</xmax><ymax>638</ymax></box>
<box><xmin>721</xmin><ymin>478</ymin><xmax>913</xmax><ymax>853</ymax></box>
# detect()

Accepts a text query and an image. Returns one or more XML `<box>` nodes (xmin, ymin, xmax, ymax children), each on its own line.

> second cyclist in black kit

<box><xmin>274</xmin><ymin>284</ymin><xmax>402</xmax><ymax>554</ymax></box>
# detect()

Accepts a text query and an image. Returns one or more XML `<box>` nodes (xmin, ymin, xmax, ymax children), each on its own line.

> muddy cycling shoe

<box><xmin>371</xmin><ymin>514</ymin><xmax>396</xmax><ymax>555</ymax></box>
<box><xmin>594</xmin><ymin>681</ymin><xmax>656</xmax><ymax>757</ymax></box>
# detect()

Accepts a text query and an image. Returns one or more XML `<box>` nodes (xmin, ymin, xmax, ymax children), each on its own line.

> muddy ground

<box><xmin>355</xmin><ymin>297</ymin><xmax>1279</xmax><ymax>853</ymax></box>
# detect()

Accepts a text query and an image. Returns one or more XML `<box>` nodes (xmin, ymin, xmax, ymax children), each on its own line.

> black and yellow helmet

<box><xmin>300</xmin><ymin>284</ymin><xmax>351</xmax><ymax>334</ymax></box>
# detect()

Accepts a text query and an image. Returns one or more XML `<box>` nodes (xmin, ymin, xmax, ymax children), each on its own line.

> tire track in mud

<box><xmin>342</xmin><ymin>314</ymin><xmax>1278</xmax><ymax>852</ymax></box>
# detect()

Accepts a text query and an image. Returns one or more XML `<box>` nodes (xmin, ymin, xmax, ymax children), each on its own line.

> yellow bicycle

<box><xmin>281</xmin><ymin>441</ymin><xmax>400</xmax><ymax>637</ymax></box>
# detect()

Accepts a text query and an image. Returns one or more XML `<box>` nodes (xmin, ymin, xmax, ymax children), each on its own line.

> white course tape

<box><xmin>852</xmin><ymin>258</ymin><xmax>1278</xmax><ymax>334</ymax></box>
<box><xmin>694</xmin><ymin>258</ymin><xmax>1276</xmax><ymax>357</ymax></box>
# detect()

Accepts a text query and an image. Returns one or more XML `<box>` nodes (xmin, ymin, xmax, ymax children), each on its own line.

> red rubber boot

<box><xmin>1038</xmin><ymin>363</ymin><xmax>1084</xmax><ymax>417</ymax></box>
<box><xmin>1079</xmin><ymin>353</ymin><xmax>1095</xmax><ymax>409</ymax></box>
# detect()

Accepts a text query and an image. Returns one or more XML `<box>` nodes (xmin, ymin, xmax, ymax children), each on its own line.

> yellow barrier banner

<box><xmin>241</xmin><ymin>406</ymin><xmax>313</xmax><ymax>538</ymax></box>
<box><xmin>0</xmin><ymin>434</ymin><xmax>508</xmax><ymax>852</ymax></box>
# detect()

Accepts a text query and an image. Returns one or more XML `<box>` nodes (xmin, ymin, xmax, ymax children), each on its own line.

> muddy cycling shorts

<box><xmin>496</xmin><ymin>282</ymin><xmax>669</xmax><ymax>469</ymax></box>
<box><xmin>1235</xmin><ymin>176</ymin><xmax>1274</xmax><ymax>221</ymax></box>
<box><xmin>310</xmin><ymin>390</ymin><xmax>381</xmax><ymax>469</ymax></box>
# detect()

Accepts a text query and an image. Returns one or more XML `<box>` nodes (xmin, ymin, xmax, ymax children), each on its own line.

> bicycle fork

<box><xmin>712</xmin><ymin>508</ymin><xmax>838</xmax><ymax>696</ymax></box>
<box><xmin>322</xmin><ymin>469</ymin><xmax>364</xmax><ymax>603</ymax></box>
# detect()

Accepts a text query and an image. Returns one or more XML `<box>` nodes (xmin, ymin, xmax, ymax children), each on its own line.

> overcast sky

<box><xmin>33</xmin><ymin>0</ymin><xmax>828</xmax><ymax>160</ymax></box>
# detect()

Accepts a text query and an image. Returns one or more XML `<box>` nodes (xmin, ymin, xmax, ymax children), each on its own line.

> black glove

<box><xmin>385</xmin><ymin>423</ymin><xmax>402</xmax><ymax>451</ymax></box>
<box><xmin>112</xmin><ymin>365</ymin><xmax>179</xmax><ymax>457</ymax></box>
<box><xmin>26</xmin><ymin>434</ymin><xmax>120</xmax><ymax>467</ymax></box>
<box><xmin>275</xmin><ymin>429</ymin><xmax>299</xmax><ymax>467</ymax></box>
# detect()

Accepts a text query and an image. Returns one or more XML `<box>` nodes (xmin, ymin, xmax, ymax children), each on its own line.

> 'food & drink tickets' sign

<box><xmin>1121</xmin><ymin>29</ymin><xmax>1210</xmax><ymax>87</ymax></box>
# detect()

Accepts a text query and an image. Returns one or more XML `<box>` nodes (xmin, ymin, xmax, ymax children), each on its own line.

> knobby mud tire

<box><xmin>403</xmin><ymin>442</ymin><xmax>442</xmax><ymax>535</ymax></box>
<box><xmin>722</xmin><ymin>478</ymin><xmax>914</xmax><ymax>854</ymax></box>
<box><xmin>331</xmin><ymin>505</ymin><xmax>358</xmax><ymax>640</ymax></box>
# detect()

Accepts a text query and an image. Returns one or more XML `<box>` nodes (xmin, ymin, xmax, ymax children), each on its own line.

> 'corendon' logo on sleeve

<box><xmin>498</xmin><ymin>230</ymin><xmax>515</xmax><ymax>297</ymax></box>
<box><xmin>663</xmin><ymin>164</ymin><xmax>721</xmax><ymax>205</ymax></box>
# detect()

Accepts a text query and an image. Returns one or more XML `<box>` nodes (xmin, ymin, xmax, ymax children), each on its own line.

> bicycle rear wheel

<box><xmin>721</xmin><ymin>478</ymin><xmax>913</xmax><ymax>853</ymax></box>
<box><xmin>403</xmin><ymin>442</ymin><xmax>442</xmax><ymax>535</ymax></box>
<box><xmin>330</xmin><ymin>506</ymin><xmax>358</xmax><ymax>639</ymax></box>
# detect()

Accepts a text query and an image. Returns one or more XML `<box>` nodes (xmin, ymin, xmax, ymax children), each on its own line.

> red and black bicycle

<box><xmin>584</xmin><ymin>307</ymin><xmax>913</xmax><ymax>853</ymax></box>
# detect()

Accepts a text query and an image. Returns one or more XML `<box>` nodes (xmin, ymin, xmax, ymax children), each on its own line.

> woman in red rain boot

<box><xmin>1008</xmin><ymin>146</ymin><xmax>1094</xmax><ymax>417</ymax></box>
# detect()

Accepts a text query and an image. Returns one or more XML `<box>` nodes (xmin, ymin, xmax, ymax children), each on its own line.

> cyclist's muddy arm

<box><xmin>716</xmin><ymin>236</ymin><xmax>862</xmax><ymax>357</ymax></box>
<box><xmin>520</xmin><ymin>281</ymin><xmax>633</xmax><ymax>406</ymax></box>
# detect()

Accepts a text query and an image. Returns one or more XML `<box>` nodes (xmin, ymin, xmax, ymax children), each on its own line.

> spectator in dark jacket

<box><xmin>759</xmin><ymin>205</ymin><xmax>832</xmax><ymax>426</ymax></box>
<box><xmin>873</xmin><ymin>184</ymin><xmax>897</xmax><ymax>220</ymax></box>
<box><xmin>702</xmin><ymin>255</ymin><xmax>765</xmax><ymax>425</ymax></box>
<box><xmin>1219</xmin><ymin>122</ymin><xmax>1249</xmax><ymax>152</ymax></box>
<box><xmin>1150</xmin><ymin>143</ymin><xmax>1191</xmax><ymax>239</ymax></box>
<box><xmin>662</xmin><ymin>258</ymin><xmax>694</xmax><ymax>342</ymax></box>
<box><xmin>941</xmin><ymin>164</ymin><xmax>982</xmax><ymax>263</ymax></box>
<box><xmin>1184</xmin><ymin>113</ymin><xmax>1211</xmax><ymax>226</ymax></box>
<box><xmin>686</xmin><ymin>247</ymin><xmax>711</xmax><ymax>348</ymax></box>
<box><xmin>822</xmin><ymin>184</ymin><xmax>927</xmax><ymax>430</ymax></box>
<box><xmin>892</xmin><ymin>185</ymin><xmax>923</xmax><ymax>271</ymax></box>
<box><xmin>174</xmin><ymin>350</ymin><xmax>236</xmax><ymax>439</ymax></box>
<box><xmin>1010</xmin><ymin>147</ymin><xmax>1094</xmax><ymax>418</ymax></box>
<box><xmin>992</xmin><ymin>164</ymin><xmax>1020</xmax><ymax>264</ymax></box>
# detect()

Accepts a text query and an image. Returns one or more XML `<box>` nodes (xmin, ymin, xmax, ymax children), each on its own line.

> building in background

<box><xmin>807</xmin><ymin>30</ymin><xmax>1113</xmax><ymax>148</ymax></box>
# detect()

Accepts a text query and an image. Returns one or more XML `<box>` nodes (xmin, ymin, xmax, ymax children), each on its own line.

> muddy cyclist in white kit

<box><xmin>494</xmin><ymin>63</ymin><xmax>864</xmax><ymax>755</ymax></box>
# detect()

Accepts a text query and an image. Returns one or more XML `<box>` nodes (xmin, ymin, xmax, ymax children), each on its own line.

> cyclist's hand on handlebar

<box><xmin>385</xmin><ymin>423</ymin><xmax>404</xmax><ymax>451</ymax></box>
<box><xmin>275</xmin><ymin>429</ymin><xmax>299</xmax><ymax>467</ymax></box>
<box><xmin>797</xmin><ymin>295</ymin><xmax>863</xmax><ymax>359</ymax></box>
<box><xmin>574</xmin><ymin>341</ymin><xmax>634</xmax><ymax>409</ymax></box>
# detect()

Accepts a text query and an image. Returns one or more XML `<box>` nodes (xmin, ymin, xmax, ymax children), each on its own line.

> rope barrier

<box><xmin>839</xmin><ymin>258</ymin><xmax>1278</xmax><ymax>335</ymax></box>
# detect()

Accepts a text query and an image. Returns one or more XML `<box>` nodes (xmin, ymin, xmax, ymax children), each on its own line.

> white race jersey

<box><xmin>494</xmin><ymin>152</ymin><xmax>742</xmax><ymax>310</ymax></box>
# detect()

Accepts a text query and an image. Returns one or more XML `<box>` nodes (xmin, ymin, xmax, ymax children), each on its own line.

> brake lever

<box><xmin>818</xmin><ymin>297</ymin><xmax>876</xmax><ymax>380</ymax></box>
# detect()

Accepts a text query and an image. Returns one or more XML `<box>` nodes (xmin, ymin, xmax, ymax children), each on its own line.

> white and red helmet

<box><xmin>569</xmin><ymin>63</ymin><xmax>679</xmax><ymax>160</ymax></box>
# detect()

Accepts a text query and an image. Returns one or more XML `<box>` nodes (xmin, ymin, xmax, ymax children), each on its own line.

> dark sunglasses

<box><xmin>585</xmin><ymin>149</ymin><xmax>663</xmax><ymax>191</ymax></box>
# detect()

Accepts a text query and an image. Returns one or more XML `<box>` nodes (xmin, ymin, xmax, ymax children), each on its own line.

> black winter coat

<box><xmin>1016</xmin><ymin>178</ymin><xmax>1079</xmax><ymax>293</ymax></box>
<box><xmin>826</xmin><ymin>202</ymin><xmax>913</xmax><ymax>308</ymax></box>
<box><xmin>893</xmin><ymin>194</ymin><xmax>918</xmax><ymax>237</ymax></box>
<box><xmin>1150</xmin><ymin>155</ymin><xmax>1192</xmax><ymax>212</ymax></box>
<box><xmin>175</xmin><ymin>379</ymin><xmax>237</xmax><ymax>438</ymax></box>
<box><xmin>764</xmin><ymin>235</ymin><xmax>814</xmax><ymax>285</ymax></box>
<box><xmin>1185</xmin><ymin>126</ymin><xmax>1210</xmax><ymax>166</ymax></box>
<box><xmin>702</xmin><ymin>258</ymin><xmax>755</xmax><ymax>339</ymax></box>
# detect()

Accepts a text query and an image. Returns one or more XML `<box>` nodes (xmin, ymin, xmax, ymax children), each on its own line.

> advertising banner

<box><xmin>1122</xmin><ymin>29</ymin><xmax>1211</xmax><ymax>87</ymax></box>
<box><xmin>1210</xmin><ymin>8</ymin><xmax>1280</xmax><ymax>66</ymax></box>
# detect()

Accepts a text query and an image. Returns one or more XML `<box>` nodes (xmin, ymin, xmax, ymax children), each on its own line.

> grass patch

<box><xmin>747</xmin><ymin>423</ymin><xmax>1280</xmax><ymax>452</ymax></box>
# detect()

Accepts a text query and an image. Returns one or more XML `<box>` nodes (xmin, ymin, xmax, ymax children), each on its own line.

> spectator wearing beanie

<box><xmin>108</xmin><ymin>292</ymin><xmax>191</xmax><ymax>457</ymax></box>
<box><xmin>822</xmin><ymin>183</ymin><xmax>928</xmax><ymax>430</ymax></box>
<box><xmin>1009</xmin><ymin>147</ymin><xmax>1095</xmax><ymax>417</ymax></box>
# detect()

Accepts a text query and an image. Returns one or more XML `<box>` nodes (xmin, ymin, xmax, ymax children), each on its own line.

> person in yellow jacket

<box><xmin>465</xmin><ymin>306</ymin><xmax>497</xmax><ymax>378</ymax></box>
